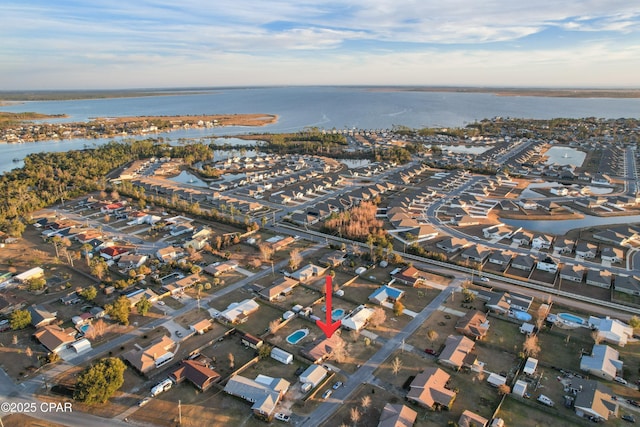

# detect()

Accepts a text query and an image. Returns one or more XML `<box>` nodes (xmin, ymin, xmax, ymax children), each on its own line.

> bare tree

<box><xmin>228</xmin><ymin>352</ymin><xmax>235</xmax><ymax>370</ymax></box>
<box><xmin>85</xmin><ymin>319</ymin><xmax>108</xmax><ymax>341</ymax></box>
<box><xmin>427</xmin><ymin>329</ymin><xmax>439</xmax><ymax>343</ymax></box>
<box><xmin>289</xmin><ymin>248</ymin><xmax>303</xmax><ymax>271</ymax></box>
<box><xmin>360</xmin><ymin>395</ymin><xmax>371</xmax><ymax>412</ymax></box>
<box><xmin>369</xmin><ymin>307</ymin><xmax>386</xmax><ymax>328</ymax></box>
<box><xmin>12</xmin><ymin>335</ymin><xmax>18</xmax><ymax>345</ymax></box>
<box><xmin>497</xmin><ymin>384</ymin><xmax>511</xmax><ymax>395</ymax></box>
<box><xmin>392</xmin><ymin>356</ymin><xmax>402</xmax><ymax>376</ymax></box>
<box><xmin>269</xmin><ymin>319</ymin><xmax>281</xmax><ymax>334</ymax></box>
<box><xmin>349</xmin><ymin>407</ymin><xmax>361</xmax><ymax>426</ymax></box>
<box><xmin>350</xmin><ymin>329</ymin><xmax>360</xmax><ymax>342</ymax></box>
<box><xmin>523</xmin><ymin>335</ymin><xmax>541</xmax><ymax>358</ymax></box>
<box><xmin>258</xmin><ymin>243</ymin><xmax>274</xmax><ymax>262</ymax></box>
<box><xmin>331</xmin><ymin>336</ymin><xmax>348</xmax><ymax>363</ymax></box>
<box><xmin>25</xmin><ymin>346</ymin><xmax>33</xmax><ymax>358</ymax></box>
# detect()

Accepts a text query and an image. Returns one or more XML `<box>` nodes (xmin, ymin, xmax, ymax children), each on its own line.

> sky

<box><xmin>1</xmin><ymin>1</ymin><xmax>640</xmax><ymax>90</ymax></box>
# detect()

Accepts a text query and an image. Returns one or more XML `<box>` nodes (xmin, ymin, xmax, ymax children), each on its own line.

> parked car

<box><xmin>294</xmin><ymin>367</ymin><xmax>305</xmax><ymax>376</ymax></box>
<box><xmin>480</xmin><ymin>277</ymin><xmax>490</xmax><ymax>282</ymax></box>
<box><xmin>628</xmin><ymin>399</ymin><xmax>640</xmax><ymax>407</ymax></box>
<box><xmin>332</xmin><ymin>381</ymin><xmax>343</xmax><ymax>390</ymax></box>
<box><xmin>622</xmin><ymin>414</ymin><xmax>636</xmax><ymax>423</ymax></box>
<box><xmin>615</xmin><ymin>376</ymin><xmax>628</xmax><ymax>385</ymax></box>
<box><xmin>537</xmin><ymin>394</ymin><xmax>554</xmax><ymax>407</ymax></box>
<box><xmin>275</xmin><ymin>413</ymin><xmax>290</xmax><ymax>423</ymax></box>
<box><xmin>321</xmin><ymin>389</ymin><xmax>333</xmax><ymax>399</ymax></box>
<box><xmin>138</xmin><ymin>397</ymin><xmax>151</xmax><ymax>407</ymax></box>
<box><xmin>424</xmin><ymin>348</ymin><xmax>437</xmax><ymax>355</ymax></box>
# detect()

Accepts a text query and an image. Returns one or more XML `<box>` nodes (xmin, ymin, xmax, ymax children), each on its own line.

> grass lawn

<box><xmin>406</xmin><ymin>309</ymin><xmax>459</xmax><ymax>353</ymax></box>
<box><xmin>497</xmin><ymin>396</ymin><xmax>583</xmax><ymax>427</ymax></box>
<box><xmin>1</xmin><ymin>413</ymin><xmax>68</xmax><ymax>427</ymax></box>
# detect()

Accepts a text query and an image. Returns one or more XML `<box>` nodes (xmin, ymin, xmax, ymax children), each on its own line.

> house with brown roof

<box><xmin>455</xmin><ymin>311</ymin><xmax>490</xmax><ymax>340</ymax></box>
<box><xmin>204</xmin><ymin>261</ymin><xmax>238</xmax><ymax>277</ymax></box>
<box><xmin>438</xmin><ymin>335</ymin><xmax>477</xmax><ymax>371</ymax></box>
<box><xmin>392</xmin><ymin>266</ymin><xmax>430</xmax><ymax>287</ymax></box>
<box><xmin>301</xmin><ymin>334</ymin><xmax>343</xmax><ymax>364</ymax></box>
<box><xmin>406</xmin><ymin>367</ymin><xmax>456</xmax><ymax>410</ymax></box>
<box><xmin>377</xmin><ymin>403</ymin><xmax>418</xmax><ymax>427</ymax></box>
<box><xmin>458</xmin><ymin>410</ymin><xmax>489</xmax><ymax>427</ymax></box>
<box><xmin>33</xmin><ymin>325</ymin><xmax>75</xmax><ymax>354</ymax></box>
<box><xmin>259</xmin><ymin>276</ymin><xmax>299</xmax><ymax>301</ymax></box>
<box><xmin>170</xmin><ymin>359</ymin><xmax>220</xmax><ymax>391</ymax></box>
<box><xmin>190</xmin><ymin>319</ymin><xmax>212</xmax><ymax>335</ymax></box>
<box><xmin>571</xmin><ymin>378</ymin><xmax>618</xmax><ymax>421</ymax></box>
<box><xmin>122</xmin><ymin>335</ymin><xmax>175</xmax><ymax>375</ymax></box>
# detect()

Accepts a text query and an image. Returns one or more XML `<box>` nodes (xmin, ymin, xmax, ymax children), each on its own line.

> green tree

<box><xmin>26</xmin><ymin>277</ymin><xmax>46</xmax><ymax>292</ymax></box>
<box><xmin>258</xmin><ymin>344</ymin><xmax>272</xmax><ymax>359</ymax></box>
<box><xmin>10</xmin><ymin>308</ymin><xmax>31</xmax><ymax>330</ymax></box>
<box><xmin>629</xmin><ymin>315</ymin><xmax>640</xmax><ymax>329</ymax></box>
<box><xmin>80</xmin><ymin>286</ymin><xmax>97</xmax><ymax>301</ymax></box>
<box><xmin>73</xmin><ymin>357</ymin><xmax>126</xmax><ymax>404</ymax></box>
<box><xmin>135</xmin><ymin>296</ymin><xmax>152</xmax><ymax>316</ymax></box>
<box><xmin>105</xmin><ymin>296</ymin><xmax>131</xmax><ymax>325</ymax></box>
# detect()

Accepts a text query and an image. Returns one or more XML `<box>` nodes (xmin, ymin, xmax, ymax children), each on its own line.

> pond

<box><xmin>212</xmin><ymin>137</ymin><xmax>265</xmax><ymax>147</ymax></box>
<box><xmin>544</xmin><ymin>146</ymin><xmax>586</xmax><ymax>167</ymax></box>
<box><xmin>502</xmin><ymin>214</ymin><xmax>640</xmax><ymax>234</ymax></box>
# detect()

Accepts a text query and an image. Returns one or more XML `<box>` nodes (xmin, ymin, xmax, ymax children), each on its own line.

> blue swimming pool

<box><xmin>286</xmin><ymin>329</ymin><xmax>309</xmax><ymax>345</ymax></box>
<box><xmin>79</xmin><ymin>324</ymin><xmax>90</xmax><ymax>334</ymax></box>
<box><xmin>332</xmin><ymin>308</ymin><xmax>345</xmax><ymax>321</ymax></box>
<box><xmin>511</xmin><ymin>310</ymin><xmax>532</xmax><ymax>322</ymax></box>
<box><xmin>558</xmin><ymin>313</ymin><xmax>585</xmax><ymax>325</ymax></box>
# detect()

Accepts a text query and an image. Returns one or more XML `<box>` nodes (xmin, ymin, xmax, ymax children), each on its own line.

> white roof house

<box><xmin>512</xmin><ymin>380</ymin><xmax>528</xmax><ymax>397</ymax></box>
<box><xmin>580</xmin><ymin>345</ymin><xmax>623</xmax><ymax>381</ymax></box>
<box><xmin>523</xmin><ymin>357</ymin><xmax>538</xmax><ymax>376</ymax></box>
<box><xmin>219</xmin><ymin>299</ymin><xmax>260</xmax><ymax>324</ymax></box>
<box><xmin>300</xmin><ymin>365</ymin><xmax>327</xmax><ymax>388</ymax></box>
<box><xmin>591</xmin><ymin>317</ymin><xmax>633</xmax><ymax>347</ymax></box>
<box><xmin>341</xmin><ymin>305</ymin><xmax>375</xmax><ymax>331</ymax></box>
<box><xmin>15</xmin><ymin>267</ymin><xmax>45</xmax><ymax>283</ymax></box>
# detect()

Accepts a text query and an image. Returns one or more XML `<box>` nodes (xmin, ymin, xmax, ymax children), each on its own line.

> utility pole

<box><xmin>178</xmin><ymin>400</ymin><xmax>182</xmax><ymax>425</ymax></box>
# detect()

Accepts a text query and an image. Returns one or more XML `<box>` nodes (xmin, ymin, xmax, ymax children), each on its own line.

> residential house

<box><xmin>536</xmin><ymin>256</ymin><xmax>559</xmax><ymax>273</ymax></box>
<box><xmin>117</xmin><ymin>253</ymin><xmax>148</xmax><ymax>269</ymax></box>
<box><xmin>0</xmin><ymin>294</ymin><xmax>25</xmax><ymax>315</ymax></box>
<box><xmin>15</xmin><ymin>267</ymin><xmax>45</xmax><ymax>284</ymax></box>
<box><xmin>162</xmin><ymin>274</ymin><xmax>201</xmax><ymax>295</ymax></box>
<box><xmin>241</xmin><ymin>333</ymin><xmax>264</xmax><ymax>350</ymax></box>
<box><xmin>614</xmin><ymin>275</ymin><xmax>640</xmax><ymax>296</ymax></box>
<box><xmin>435</xmin><ymin>237</ymin><xmax>469</xmax><ymax>254</ymax></box>
<box><xmin>576</xmin><ymin>241</ymin><xmax>598</xmax><ymax>259</ymax></box>
<box><xmin>259</xmin><ymin>277</ymin><xmax>299</xmax><ymax>301</ymax></box>
<box><xmin>488</xmin><ymin>251</ymin><xmax>513</xmax><ymax>267</ymax></box>
<box><xmin>301</xmin><ymin>334</ymin><xmax>343</xmax><ymax>364</ymax></box>
<box><xmin>580</xmin><ymin>345</ymin><xmax>623</xmax><ymax>381</ymax></box>
<box><xmin>455</xmin><ymin>311</ymin><xmax>490</xmax><ymax>340</ymax></box>
<box><xmin>290</xmin><ymin>264</ymin><xmax>327</xmax><ymax>282</ymax></box>
<box><xmin>28</xmin><ymin>304</ymin><xmax>57</xmax><ymax>328</ymax></box>
<box><xmin>554</xmin><ymin>238</ymin><xmax>575</xmax><ymax>254</ymax></box>
<box><xmin>593</xmin><ymin>229</ymin><xmax>632</xmax><ymax>246</ymax></box>
<box><xmin>100</xmin><ymin>246</ymin><xmax>130</xmax><ymax>261</ymax></box>
<box><xmin>592</xmin><ymin>317</ymin><xmax>633</xmax><ymax>347</ymax></box>
<box><xmin>369</xmin><ymin>285</ymin><xmax>405</xmax><ymax>305</ymax></box>
<box><xmin>532</xmin><ymin>234</ymin><xmax>554</xmax><ymax>250</ymax></box>
<box><xmin>219</xmin><ymin>299</ymin><xmax>260</xmax><ymax>324</ymax></box>
<box><xmin>560</xmin><ymin>264</ymin><xmax>585</xmax><ymax>283</ymax></box>
<box><xmin>511</xmin><ymin>231</ymin><xmax>533</xmax><ymax>246</ymax></box>
<box><xmin>510</xmin><ymin>254</ymin><xmax>535</xmax><ymax>271</ymax></box>
<box><xmin>458</xmin><ymin>410</ymin><xmax>489</xmax><ymax>427</ymax></box>
<box><xmin>518</xmin><ymin>200</ymin><xmax>538</xmax><ymax>210</ymax></box>
<box><xmin>406</xmin><ymin>367</ymin><xmax>456</xmax><ymax>410</ymax></box>
<box><xmin>460</xmin><ymin>245</ymin><xmax>491</xmax><ymax>263</ymax></box>
<box><xmin>571</xmin><ymin>379</ymin><xmax>618</xmax><ymax>421</ymax></box>
<box><xmin>33</xmin><ymin>325</ymin><xmax>75</xmax><ymax>354</ymax></box>
<box><xmin>204</xmin><ymin>261</ymin><xmax>238</xmax><ymax>276</ymax></box>
<box><xmin>318</xmin><ymin>251</ymin><xmax>348</xmax><ymax>268</ymax></box>
<box><xmin>170</xmin><ymin>359</ymin><xmax>220</xmax><ymax>391</ymax></box>
<box><xmin>190</xmin><ymin>319</ymin><xmax>212</xmax><ymax>335</ymax></box>
<box><xmin>223</xmin><ymin>375</ymin><xmax>290</xmax><ymax>421</ymax></box>
<box><xmin>377</xmin><ymin>403</ymin><xmax>418</xmax><ymax>427</ymax></box>
<box><xmin>156</xmin><ymin>246</ymin><xmax>184</xmax><ymax>263</ymax></box>
<box><xmin>391</xmin><ymin>266</ymin><xmax>430</xmax><ymax>287</ymax></box>
<box><xmin>586</xmin><ymin>269</ymin><xmax>612</xmax><ymax>289</ymax></box>
<box><xmin>437</xmin><ymin>335</ymin><xmax>477</xmax><ymax>371</ymax></box>
<box><xmin>341</xmin><ymin>305</ymin><xmax>375</xmax><ymax>331</ymax></box>
<box><xmin>299</xmin><ymin>365</ymin><xmax>328</xmax><ymax>388</ymax></box>
<box><xmin>600</xmin><ymin>247</ymin><xmax>623</xmax><ymax>264</ymax></box>
<box><xmin>122</xmin><ymin>336</ymin><xmax>175</xmax><ymax>375</ymax></box>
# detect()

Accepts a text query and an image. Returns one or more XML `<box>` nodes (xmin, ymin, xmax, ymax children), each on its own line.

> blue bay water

<box><xmin>1</xmin><ymin>86</ymin><xmax>640</xmax><ymax>173</ymax></box>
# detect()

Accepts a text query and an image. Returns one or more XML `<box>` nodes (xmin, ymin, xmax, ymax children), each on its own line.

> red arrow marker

<box><xmin>316</xmin><ymin>276</ymin><xmax>341</xmax><ymax>338</ymax></box>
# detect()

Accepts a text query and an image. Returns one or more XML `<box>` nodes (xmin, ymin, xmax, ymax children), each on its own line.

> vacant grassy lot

<box><xmin>497</xmin><ymin>396</ymin><xmax>583</xmax><ymax>427</ymax></box>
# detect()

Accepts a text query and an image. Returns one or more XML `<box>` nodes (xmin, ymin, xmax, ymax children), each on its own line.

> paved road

<box><xmin>300</xmin><ymin>284</ymin><xmax>457</xmax><ymax>427</ymax></box>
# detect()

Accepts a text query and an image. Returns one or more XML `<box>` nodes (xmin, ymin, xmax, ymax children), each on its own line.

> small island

<box><xmin>0</xmin><ymin>113</ymin><xmax>278</xmax><ymax>143</ymax></box>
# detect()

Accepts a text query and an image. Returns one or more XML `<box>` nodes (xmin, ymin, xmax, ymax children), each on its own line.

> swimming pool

<box><xmin>511</xmin><ymin>310</ymin><xmax>532</xmax><ymax>322</ymax></box>
<box><xmin>558</xmin><ymin>313</ymin><xmax>585</xmax><ymax>325</ymax></box>
<box><xmin>79</xmin><ymin>324</ymin><xmax>90</xmax><ymax>335</ymax></box>
<box><xmin>286</xmin><ymin>328</ymin><xmax>309</xmax><ymax>345</ymax></box>
<box><xmin>332</xmin><ymin>308</ymin><xmax>345</xmax><ymax>321</ymax></box>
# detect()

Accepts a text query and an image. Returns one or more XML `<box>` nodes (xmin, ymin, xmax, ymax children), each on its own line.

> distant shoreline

<box><xmin>366</xmin><ymin>86</ymin><xmax>640</xmax><ymax>98</ymax></box>
<box><xmin>2</xmin><ymin>86</ymin><xmax>640</xmax><ymax>102</ymax></box>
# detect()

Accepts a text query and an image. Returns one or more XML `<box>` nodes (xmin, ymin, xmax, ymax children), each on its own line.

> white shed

<box><xmin>487</xmin><ymin>373</ymin><xmax>507</xmax><ymax>387</ymax></box>
<box><xmin>523</xmin><ymin>357</ymin><xmax>538</xmax><ymax>376</ymax></box>
<box><xmin>300</xmin><ymin>365</ymin><xmax>327</xmax><ymax>388</ymax></box>
<box><xmin>270</xmin><ymin>347</ymin><xmax>293</xmax><ymax>365</ymax></box>
<box><xmin>355</xmin><ymin>267</ymin><xmax>367</xmax><ymax>275</ymax></box>
<box><xmin>520</xmin><ymin>323</ymin><xmax>535</xmax><ymax>336</ymax></box>
<box><xmin>70</xmin><ymin>338</ymin><xmax>92</xmax><ymax>354</ymax></box>
<box><xmin>512</xmin><ymin>379</ymin><xmax>528</xmax><ymax>397</ymax></box>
